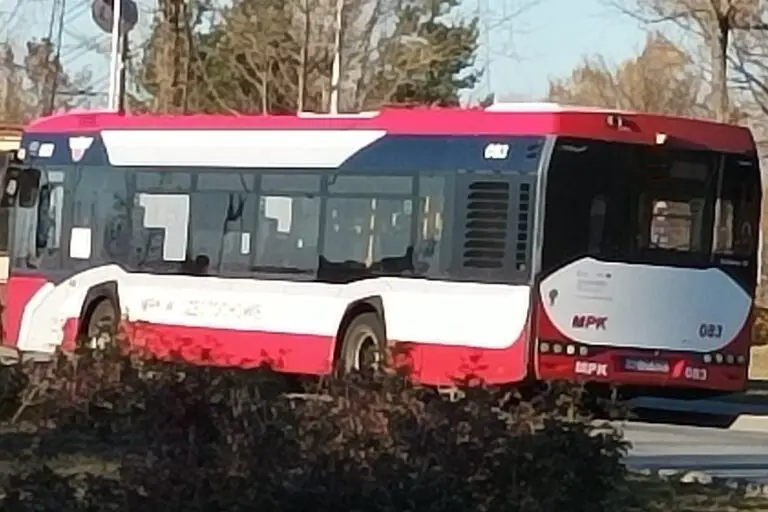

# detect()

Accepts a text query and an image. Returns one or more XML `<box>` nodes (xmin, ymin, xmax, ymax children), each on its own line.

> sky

<box><xmin>2</xmin><ymin>0</ymin><xmax>650</xmax><ymax>107</ymax></box>
<box><xmin>465</xmin><ymin>0</ymin><xmax>648</xmax><ymax>101</ymax></box>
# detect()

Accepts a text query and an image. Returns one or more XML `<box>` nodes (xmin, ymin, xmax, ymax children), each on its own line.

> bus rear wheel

<box><xmin>339</xmin><ymin>312</ymin><xmax>387</xmax><ymax>374</ymax></box>
<box><xmin>83</xmin><ymin>299</ymin><xmax>119</xmax><ymax>350</ymax></box>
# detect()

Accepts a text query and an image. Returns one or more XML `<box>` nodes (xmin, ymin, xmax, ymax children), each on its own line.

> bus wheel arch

<box><xmin>76</xmin><ymin>281</ymin><xmax>121</xmax><ymax>349</ymax></box>
<box><xmin>333</xmin><ymin>297</ymin><xmax>387</xmax><ymax>374</ymax></box>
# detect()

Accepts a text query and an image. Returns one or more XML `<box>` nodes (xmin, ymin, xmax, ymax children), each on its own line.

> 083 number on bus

<box><xmin>698</xmin><ymin>323</ymin><xmax>723</xmax><ymax>339</ymax></box>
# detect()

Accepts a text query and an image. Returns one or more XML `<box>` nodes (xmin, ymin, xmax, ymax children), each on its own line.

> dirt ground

<box><xmin>750</xmin><ymin>345</ymin><xmax>768</xmax><ymax>381</ymax></box>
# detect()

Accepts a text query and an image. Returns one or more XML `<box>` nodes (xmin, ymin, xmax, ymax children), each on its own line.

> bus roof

<box><xmin>24</xmin><ymin>103</ymin><xmax>756</xmax><ymax>154</ymax></box>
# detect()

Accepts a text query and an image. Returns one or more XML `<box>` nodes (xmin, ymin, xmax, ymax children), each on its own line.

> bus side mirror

<box><xmin>0</xmin><ymin>173</ymin><xmax>19</xmax><ymax>207</ymax></box>
<box><xmin>9</xmin><ymin>167</ymin><xmax>41</xmax><ymax>208</ymax></box>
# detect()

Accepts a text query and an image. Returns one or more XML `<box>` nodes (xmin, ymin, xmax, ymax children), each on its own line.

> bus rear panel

<box><xmin>534</xmin><ymin>136</ymin><xmax>759</xmax><ymax>391</ymax></box>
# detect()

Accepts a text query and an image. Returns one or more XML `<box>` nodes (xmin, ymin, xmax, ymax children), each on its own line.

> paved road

<box><xmin>627</xmin><ymin>395</ymin><xmax>768</xmax><ymax>416</ymax></box>
<box><xmin>623</xmin><ymin>421</ymin><xmax>768</xmax><ymax>482</ymax></box>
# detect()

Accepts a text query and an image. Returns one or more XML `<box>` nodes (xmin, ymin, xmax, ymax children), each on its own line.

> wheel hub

<box><xmin>354</xmin><ymin>329</ymin><xmax>381</xmax><ymax>370</ymax></box>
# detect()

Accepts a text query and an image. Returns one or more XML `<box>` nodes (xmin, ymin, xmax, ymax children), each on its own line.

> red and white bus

<box><xmin>0</xmin><ymin>103</ymin><xmax>761</xmax><ymax>393</ymax></box>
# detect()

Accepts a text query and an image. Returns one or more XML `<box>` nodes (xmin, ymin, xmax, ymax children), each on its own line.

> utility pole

<box><xmin>43</xmin><ymin>0</ymin><xmax>67</xmax><ymax>116</ymax></box>
<box><xmin>93</xmin><ymin>0</ymin><xmax>137</xmax><ymax>111</ymax></box>
<box><xmin>328</xmin><ymin>0</ymin><xmax>344</xmax><ymax>114</ymax></box>
<box><xmin>107</xmin><ymin>0</ymin><xmax>123</xmax><ymax>111</ymax></box>
<box><xmin>117</xmin><ymin>33</ymin><xmax>128</xmax><ymax>112</ymax></box>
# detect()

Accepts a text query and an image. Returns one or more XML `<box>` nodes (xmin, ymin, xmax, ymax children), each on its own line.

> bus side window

<box><xmin>35</xmin><ymin>184</ymin><xmax>52</xmax><ymax>250</ymax></box>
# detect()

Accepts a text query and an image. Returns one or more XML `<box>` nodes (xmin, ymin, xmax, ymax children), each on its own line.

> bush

<box><xmin>753</xmin><ymin>307</ymin><xmax>768</xmax><ymax>346</ymax></box>
<box><xmin>0</xmin><ymin>347</ymin><xmax>631</xmax><ymax>512</ymax></box>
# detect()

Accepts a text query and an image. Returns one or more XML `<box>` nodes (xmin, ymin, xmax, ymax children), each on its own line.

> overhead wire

<box><xmin>53</xmin><ymin>0</ymin><xmax>106</xmax><ymax>106</ymax></box>
<box><xmin>16</xmin><ymin>0</ymin><xmax>141</xmax><ymax>108</ymax></box>
<box><xmin>46</xmin><ymin>0</ymin><xmax>69</xmax><ymax>114</ymax></box>
<box><xmin>2</xmin><ymin>0</ymin><xmax>25</xmax><ymax>35</ymax></box>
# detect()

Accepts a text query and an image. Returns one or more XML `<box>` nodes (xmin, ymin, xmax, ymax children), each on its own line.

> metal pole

<box><xmin>328</xmin><ymin>0</ymin><xmax>343</xmax><ymax>114</ymax></box>
<box><xmin>107</xmin><ymin>0</ymin><xmax>123</xmax><ymax>111</ymax></box>
<box><xmin>117</xmin><ymin>33</ymin><xmax>128</xmax><ymax>113</ymax></box>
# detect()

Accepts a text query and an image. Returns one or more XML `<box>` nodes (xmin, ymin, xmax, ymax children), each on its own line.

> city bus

<box><xmin>0</xmin><ymin>104</ymin><xmax>760</xmax><ymax>393</ymax></box>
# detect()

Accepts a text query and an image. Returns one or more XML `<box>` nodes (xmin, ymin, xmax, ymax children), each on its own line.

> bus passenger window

<box><xmin>255</xmin><ymin>195</ymin><xmax>320</xmax><ymax>271</ymax></box>
<box><xmin>35</xmin><ymin>185</ymin><xmax>52</xmax><ymax>251</ymax></box>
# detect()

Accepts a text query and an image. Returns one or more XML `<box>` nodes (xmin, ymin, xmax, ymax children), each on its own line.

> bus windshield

<box><xmin>9</xmin><ymin>164</ymin><xmax>538</xmax><ymax>285</ymax></box>
<box><xmin>542</xmin><ymin>138</ymin><xmax>761</xmax><ymax>291</ymax></box>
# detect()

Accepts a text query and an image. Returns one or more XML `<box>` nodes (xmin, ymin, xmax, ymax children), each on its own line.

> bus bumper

<box><xmin>535</xmin><ymin>342</ymin><xmax>747</xmax><ymax>392</ymax></box>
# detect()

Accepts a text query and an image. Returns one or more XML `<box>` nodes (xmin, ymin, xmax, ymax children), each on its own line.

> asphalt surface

<box><xmin>623</xmin><ymin>421</ymin><xmax>768</xmax><ymax>482</ymax></box>
<box><xmin>627</xmin><ymin>395</ymin><xmax>768</xmax><ymax>416</ymax></box>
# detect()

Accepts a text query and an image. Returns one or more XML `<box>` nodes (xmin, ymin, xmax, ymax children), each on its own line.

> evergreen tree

<box><xmin>136</xmin><ymin>0</ymin><xmax>480</xmax><ymax>113</ymax></box>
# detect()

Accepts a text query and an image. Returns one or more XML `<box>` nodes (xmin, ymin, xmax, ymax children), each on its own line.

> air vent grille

<box><xmin>462</xmin><ymin>181</ymin><xmax>510</xmax><ymax>269</ymax></box>
<box><xmin>515</xmin><ymin>183</ymin><xmax>530</xmax><ymax>269</ymax></box>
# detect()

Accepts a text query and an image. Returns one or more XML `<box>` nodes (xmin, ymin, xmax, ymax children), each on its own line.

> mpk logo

<box><xmin>571</xmin><ymin>314</ymin><xmax>607</xmax><ymax>330</ymax></box>
<box><xmin>574</xmin><ymin>361</ymin><xmax>608</xmax><ymax>377</ymax></box>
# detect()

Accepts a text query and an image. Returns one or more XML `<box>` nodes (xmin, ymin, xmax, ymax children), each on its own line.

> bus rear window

<box><xmin>542</xmin><ymin>138</ymin><xmax>760</xmax><ymax>280</ymax></box>
<box><xmin>647</xmin><ymin>199</ymin><xmax>699</xmax><ymax>251</ymax></box>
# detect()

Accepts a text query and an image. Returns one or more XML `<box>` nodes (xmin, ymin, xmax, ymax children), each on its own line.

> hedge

<box><xmin>0</xmin><ymin>346</ymin><xmax>634</xmax><ymax>511</ymax></box>
<box><xmin>754</xmin><ymin>307</ymin><xmax>768</xmax><ymax>346</ymax></box>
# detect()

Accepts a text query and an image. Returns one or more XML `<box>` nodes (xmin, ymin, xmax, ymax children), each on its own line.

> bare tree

<box><xmin>728</xmin><ymin>10</ymin><xmax>768</xmax><ymax>133</ymax></box>
<box><xmin>614</xmin><ymin>0</ymin><xmax>764</xmax><ymax>122</ymax></box>
<box><xmin>548</xmin><ymin>32</ymin><xmax>711</xmax><ymax>115</ymax></box>
<box><xmin>0</xmin><ymin>38</ymin><xmax>89</xmax><ymax>124</ymax></box>
<box><xmin>137</xmin><ymin>0</ymin><xmax>491</xmax><ymax>114</ymax></box>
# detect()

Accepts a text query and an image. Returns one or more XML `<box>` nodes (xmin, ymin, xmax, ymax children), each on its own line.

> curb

<box><xmin>631</xmin><ymin>468</ymin><xmax>768</xmax><ymax>494</ymax></box>
<box><xmin>0</xmin><ymin>346</ymin><xmax>19</xmax><ymax>366</ymax></box>
<box><xmin>747</xmin><ymin>379</ymin><xmax>768</xmax><ymax>391</ymax></box>
<box><xmin>729</xmin><ymin>415</ymin><xmax>768</xmax><ymax>432</ymax></box>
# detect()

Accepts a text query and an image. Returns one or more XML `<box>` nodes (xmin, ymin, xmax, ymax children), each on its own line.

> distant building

<box><xmin>0</xmin><ymin>125</ymin><xmax>20</xmax><ymax>152</ymax></box>
<box><xmin>0</xmin><ymin>125</ymin><xmax>21</xmax><ymax>287</ymax></box>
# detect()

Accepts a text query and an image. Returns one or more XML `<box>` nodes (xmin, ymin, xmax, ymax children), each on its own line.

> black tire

<box><xmin>84</xmin><ymin>299</ymin><xmax>118</xmax><ymax>350</ymax></box>
<box><xmin>338</xmin><ymin>312</ymin><xmax>387</xmax><ymax>374</ymax></box>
